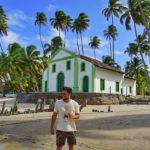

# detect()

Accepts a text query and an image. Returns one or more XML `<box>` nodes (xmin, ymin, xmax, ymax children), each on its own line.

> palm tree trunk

<box><xmin>39</xmin><ymin>25</ymin><xmax>44</xmax><ymax>54</ymax></box>
<box><xmin>133</xmin><ymin>21</ymin><xmax>150</xmax><ymax>93</ymax></box>
<box><xmin>80</xmin><ymin>32</ymin><xmax>84</xmax><ymax>55</ymax></box>
<box><xmin>64</xmin><ymin>29</ymin><xmax>66</xmax><ymax>48</ymax></box>
<box><xmin>76</xmin><ymin>33</ymin><xmax>80</xmax><ymax>54</ymax></box>
<box><xmin>111</xmin><ymin>13</ymin><xmax>115</xmax><ymax>63</ymax></box>
<box><xmin>94</xmin><ymin>48</ymin><xmax>96</xmax><ymax>59</ymax></box>
<box><xmin>109</xmin><ymin>38</ymin><xmax>112</xmax><ymax>58</ymax></box>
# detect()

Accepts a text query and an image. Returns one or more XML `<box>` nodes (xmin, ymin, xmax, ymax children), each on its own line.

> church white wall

<box><xmin>95</xmin><ymin>67</ymin><xmax>123</xmax><ymax>94</ymax></box>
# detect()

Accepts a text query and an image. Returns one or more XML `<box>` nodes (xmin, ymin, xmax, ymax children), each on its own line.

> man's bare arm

<box><xmin>50</xmin><ymin>112</ymin><xmax>57</xmax><ymax>134</ymax></box>
<box><xmin>68</xmin><ymin>113</ymin><xmax>80</xmax><ymax>119</ymax></box>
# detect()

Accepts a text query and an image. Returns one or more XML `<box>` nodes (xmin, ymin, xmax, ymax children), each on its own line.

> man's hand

<box><xmin>50</xmin><ymin>127</ymin><xmax>55</xmax><ymax>135</ymax></box>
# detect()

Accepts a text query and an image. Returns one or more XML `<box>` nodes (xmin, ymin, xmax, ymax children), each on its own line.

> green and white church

<box><xmin>42</xmin><ymin>48</ymin><xmax>136</xmax><ymax>96</ymax></box>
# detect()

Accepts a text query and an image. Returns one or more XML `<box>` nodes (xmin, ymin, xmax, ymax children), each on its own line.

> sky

<box><xmin>0</xmin><ymin>0</ymin><xmax>148</xmax><ymax>70</ymax></box>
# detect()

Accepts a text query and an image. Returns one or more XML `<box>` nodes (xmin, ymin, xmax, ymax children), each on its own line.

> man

<box><xmin>50</xmin><ymin>87</ymin><xmax>80</xmax><ymax>150</ymax></box>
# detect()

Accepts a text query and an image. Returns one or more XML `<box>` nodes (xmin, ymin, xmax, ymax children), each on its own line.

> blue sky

<box><xmin>0</xmin><ymin>0</ymin><xmax>148</xmax><ymax>70</ymax></box>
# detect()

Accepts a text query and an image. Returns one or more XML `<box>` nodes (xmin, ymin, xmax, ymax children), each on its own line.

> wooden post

<box><xmin>12</xmin><ymin>100</ymin><xmax>18</xmax><ymax>114</ymax></box>
<box><xmin>35</xmin><ymin>98</ymin><xmax>41</xmax><ymax>112</ymax></box>
<box><xmin>0</xmin><ymin>101</ymin><xmax>6</xmax><ymax>115</ymax></box>
<box><xmin>40</xmin><ymin>98</ymin><xmax>45</xmax><ymax>112</ymax></box>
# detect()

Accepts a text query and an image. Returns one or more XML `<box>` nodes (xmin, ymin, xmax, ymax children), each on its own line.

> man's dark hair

<box><xmin>63</xmin><ymin>87</ymin><xmax>72</xmax><ymax>95</ymax></box>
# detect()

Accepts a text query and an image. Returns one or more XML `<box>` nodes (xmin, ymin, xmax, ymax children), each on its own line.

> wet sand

<box><xmin>0</xmin><ymin>104</ymin><xmax>150</xmax><ymax>150</ymax></box>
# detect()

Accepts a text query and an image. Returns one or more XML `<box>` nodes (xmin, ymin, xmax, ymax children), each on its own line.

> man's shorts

<box><xmin>56</xmin><ymin>130</ymin><xmax>77</xmax><ymax>146</ymax></box>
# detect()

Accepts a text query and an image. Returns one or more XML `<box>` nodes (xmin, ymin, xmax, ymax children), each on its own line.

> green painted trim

<box><xmin>50</xmin><ymin>56</ymin><xmax>75</xmax><ymax>63</ymax></box>
<box><xmin>81</xmin><ymin>62</ymin><xmax>85</xmax><ymax>72</ymax></box>
<box><xmin>47</xmin><ymin>66</ymin><xmax>50</xmax><ymax>92</ymax></box>
<box><xmin>66</xmin><ymin>60</ymin><xmax>71</xmax><ymax>70</ymax></box>
<box><xmin>82</xmin><ymin>76</ymin><xmax>89</xmax><ymax>92</ymax></box>
<box><xmin>49</xmin><ymin>48</ymin><xmax>78</xmax><ymax>63</ymax></box>
<box><xmin>42</xmin><ymin>73</ymin><xmax>44</xmax><ymax>92</ymax></box>
<box><xmin>73</xmin><ymin>56</ymin><xmax>79</xmax><ymax>92</ymax></box>
<box><xmin>116</xmin><ymin>81</ymin><xmax>120</xmax><ymax>92</ymax></box>
<box><xmin>100</xmin><ymin>78</ymin><xmax>105</xmax><ymax>91</ymax></box>
<box><xmin>57</xmin><ymin>72</ymin><xmax>65</xmax><ymax>92</ymax></box>
<box><xmin>52</xmin><ymin>64</ymin><xmax>56</xmax><ymax>72</ymax></box>
<box><xmin>92</xmin><ymin>65</ymin><xmax>96</xmax><ymax>92</ymax></box>
<box><xmin>44</xmin><ymin>80</ymin><xmax>48</xmax><ymax>92</ymax></box>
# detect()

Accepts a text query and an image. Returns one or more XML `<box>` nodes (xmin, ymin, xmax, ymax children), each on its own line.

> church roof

<box><xmin>80</xmin><ymin>55</ymin><xmax>124</xmax><ymax>74</ymax></box>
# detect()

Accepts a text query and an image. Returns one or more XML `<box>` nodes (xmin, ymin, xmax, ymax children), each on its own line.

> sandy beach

<box><xmin>0</xmin><ymin>104</ymin><xmax>150</xmax><ymax>150</ymax></box>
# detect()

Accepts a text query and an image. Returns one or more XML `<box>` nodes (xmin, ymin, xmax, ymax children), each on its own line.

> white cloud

<box><xmin>7</xmin><ymin>10</ymin><xmax>30</xmax><ymax>28</ymax></box>
<box><xmin>1</xmin><ymin>30</ymin><xmax>28</xmax><ymax>48</ymax></box>
<box><xmin>115</xmin><ymin>50</ymin><xmax>124</xmax><ymax>55</ymax></box>
<box><xmin>47</xmin><ymin>4</ymin><xmax>56</xmax><ymax>12</ymax></box>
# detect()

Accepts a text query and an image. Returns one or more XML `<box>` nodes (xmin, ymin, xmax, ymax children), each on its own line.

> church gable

<box><xmin>49</xmin><ymin>48</ymin><xmax>77</xmax><ymax>63</ymax></box>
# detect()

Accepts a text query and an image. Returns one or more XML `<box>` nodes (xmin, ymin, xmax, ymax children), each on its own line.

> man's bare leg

<box><xmin>57</xmin><ymin>146</ymin><xmax>63</xmax><ymax>150</ymax></box>
<box><xmin>69</xmin><ymin>144</ymin><xmax>74</xmax><ymax>150</ymax></box>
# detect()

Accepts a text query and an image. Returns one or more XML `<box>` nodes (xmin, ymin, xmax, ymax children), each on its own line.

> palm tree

<box><xmin>120</xmin><ymin>0</ymin><xmax>150</xmax><ymax>93</ymax></box>
<box><xmin>50</xmin><ymin>11</ymin><xmax>66</xmax><ymax>37</ymax></box>
<box><xmin>104</xmin><ymin>26</ymin><xmax>112</xmax><ymax>58</ymax></box>
<box><xmin>102</xmin><ymin>0</ymin><xmax>126</xmax><ymax>61</ymax></box>
<box><xmin>89</xmin><ymin>36</ymin><xmax>101</xmax><ymax>59</ymax></box>
<box><xmin>102</xmin><ymin>55</ymin><xmax>114</xmax><ymax>65</ymax></box>
<box><xmin>106</xmin><ymin>25</ymin><xmax>118</xmax><ymax>62</ymax></box>
<box><xmin>137</xmin><ymin>0</ymin><xmax>150</xmax><ymax>41</ymax></box>
<box><xmin>76</xmin><ymin>13</ymin><xmax>90</xmax><ymax>55</ymax></box>
<box><xmin>125</xmin><ymin>43</ymin><xmax>138</xmax><ymax>62</ymax></box>
<box><xmin>102</xmin><ymin>55</ymin><xmax>121</xmax><ymax>69</ymax></box>
<box><xmin>72</xmin><ymin>19</ymin><xmax>80</xmax><ymax>54</ymax></box>
<box><xmin>0</xmin><ymin>5</ymin><xmax>8</xmax><ymax>52</ymax></box>
<box><xmin>23</xmin><ymin>45</ymin><xmax>44</xmax><ymax>91</ymax></box>
<box><xmin>35</xmin><ymin>12</ymin><xmax>47</xmax><ymax>54</ymax></box>
<box><xmin>63</xmin><ymin>15</ymin><xmax>72</xmax><ymax>47</ymax></box>
<box><xmin>44</xmin><ymin>43</ymin><xmax>52</xmax><ymax>56</ymax></box>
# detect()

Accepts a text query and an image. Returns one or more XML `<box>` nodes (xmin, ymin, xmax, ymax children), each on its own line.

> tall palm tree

<box><xmin>104</xmin><ymin>26</ymin><xmax>112</xmax><ymax>58</ymax></box>
<box><xmin>50</xmin><ymin>11</ymin><xmax>66</xmax><ymax>37</ymax></box>
<box><xmin>102</xmin><ymin>0</ymin><xmax>126</xmax><ymax>61</ymax></box>
<box><xmin>63</xmin><ymin>15</ymin><xmax>72</xmax><ymax>47</ymax></box>
<box><xmin>89</xmin><ymin>36</ymin><xmax>101</xmax><ymax>59</ymax></box>
<box><xmin>76</xmin><ymin>13</ymin><xmax>90</xmax><ymax>55</ymax></box>
<box><xmin>35</xmin><ymin>12</ymin><xmax>47</xmax><ymax>54</ymax></box>
<box><xmin>0</xmin><ymin>5</ymin><xmax>8</xmax><ymax>52</ymax></box>
<box><xmin>72</xmin><ymin>19</ymin><xmax>80</xmax><ymax>54</ymax></box>
<box><xmin>106</xmin><ymin>25</ymin><xmax>118</xmax><ymax>62</ymax></box>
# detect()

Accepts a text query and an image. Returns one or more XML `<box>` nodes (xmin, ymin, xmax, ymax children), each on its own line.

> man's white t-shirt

<box><xmin>54</xmin><ymin>99</ymin><xmax>80</xmax><ymax>132</ymax></box>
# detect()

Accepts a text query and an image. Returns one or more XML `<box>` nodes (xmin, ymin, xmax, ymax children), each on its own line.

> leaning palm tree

<box><xmin>89</xmin><ymin>36</ymin><xmax>101</xmax><ymax>59</ymax></box>
<box><xmin>50</xmin><ymin>11</ymin><xmax>66</xmax><ymax>37</ymax></box>
<box><xmin>35</xmin><ymin>12</ymin><xmax>47</xmax><ymax>54</ymax></box>
<box><xmin>137</xmin><ymin>0</ymin><xmax>150</xmax><ymax>41</ymax></box>
<box><xmin>0</xmin><ymin>5</ymin><xmax>8</xmax><ymax>52</ymax></box>
<box><xmin>76</xmin><ymin>13</ymin><xmax>90</xmax><ymax>55</ymax></box>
